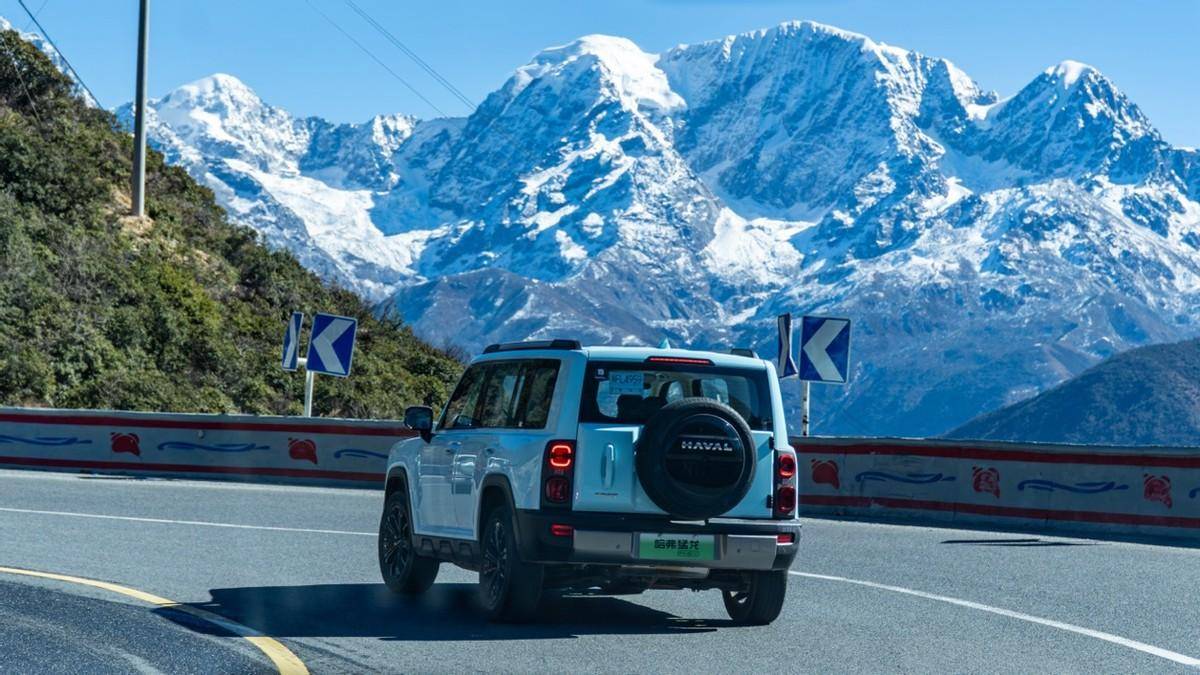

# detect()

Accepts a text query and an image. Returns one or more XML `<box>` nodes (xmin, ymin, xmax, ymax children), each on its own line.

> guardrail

<box><xmin>0</xmin><ymin>407</ymin><xmax>404</xmax><ymax>487</ymax></box>
<box><xmin>792</xmin><ymin>436</ymin><xmax>1200</xmax><ymax>543</ymax></box>
<box><xmin>2</xmin><ymin>407</ymin><xmax>1196</xmax><ymax>542</ymax></box>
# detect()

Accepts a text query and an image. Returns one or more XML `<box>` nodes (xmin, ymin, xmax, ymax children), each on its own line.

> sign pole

<box><xmin>801</xmin><ymin>380</ymin><xmax>810</xmax><ymax>437</ymax></box>
<box><xmin>299</xmin><ymin>357</ymin><xmax>315</xmax><ymax>418</ymax></box>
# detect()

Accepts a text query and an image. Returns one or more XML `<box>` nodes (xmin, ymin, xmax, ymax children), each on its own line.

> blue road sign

<box><xmin>281</xmin><ymin>312</ymin><xmax>303</xmax><ymax>371</ymax></box>
<box><xmin>799</xmin><ymin>315</ymin><xmax>851</xmax><ymax>384</ymax></box>
<box><xmin>306</xmin><ymin>312</ymin><xmax>358</xmax><ymax>377</ymax></box>
<box><xmin>776</xmin><ymin>313</ymin><xmax>798</xmax><ymax>378</ymax></box>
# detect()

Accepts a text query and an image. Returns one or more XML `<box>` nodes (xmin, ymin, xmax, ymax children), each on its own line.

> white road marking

<box><xmin>0</xmin><ymin>507</ymin><xmax>374</xmax><ymax>537</ymax></box>
<box><xmin>790</xmin><ymin>570</ymin><xmax>1200</xmax><ymax>668</ymax></box>
<box><xmin>0</xmin><ymin>469</ymin><xmax>379</xmax><ymax>496</ymax></box>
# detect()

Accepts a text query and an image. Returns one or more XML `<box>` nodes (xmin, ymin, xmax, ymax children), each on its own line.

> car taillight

<box><xmin>541</xmin><ymin>439</ymin><xmax>576</xmax><ymax>510</ymax></box>
<box><xmin>550</xmin><ymin>523</ymin><xmax>574</xmax><ymax>537</ymax></box>
<box><xmin>545</xmin><ymin>476</ymin><xmax>571</xmax><ymax>503</ymax></box>
<box><xmin>777</xmin><ymin>532</ymin><xmax>795</xmax><ymax>544</ymax></box>
<box><xmin>548</xmin><ymin>442</ymin><xmax>573</xmax><ymax>469</ymax></box>
<box><xmin>774</xmin><ymin>449</ymin><xmax>797</xmax><ymax>518</ymax></box>
<box><xmin>778</xmin><ymin>454</ymin><xmax>796</xmax><ymax>479</ymax></box>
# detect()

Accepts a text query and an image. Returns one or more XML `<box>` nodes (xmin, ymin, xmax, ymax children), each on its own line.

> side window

<box><xmin>513</xmin><ymin>360</ymin><xmax>559</xmax><ymax>429</ymax></box>
<box><xmin>439</xmin><ymin>365</ymin><xmax>487</xmax><ymax>430</ymax></box>
<box><xmin>477</xmin><ymin>361</ymin><xmax>524</xmax><ymax>428</ymax></box>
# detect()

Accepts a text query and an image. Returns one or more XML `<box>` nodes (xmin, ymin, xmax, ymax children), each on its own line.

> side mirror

<box><xmin>404</xmin><ymin>405</ymin><xmax>434</xmax><ymax>442</ymax></box>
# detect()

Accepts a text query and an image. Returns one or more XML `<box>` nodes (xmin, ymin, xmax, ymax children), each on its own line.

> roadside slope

<box><xmin>949</xmin><ymin>339</ymin><xmax>1200</xmax><ymax>446</ymax></box>
<box><xmin>0</xmin><ymin>28</ymin><xmax>460</xmax><ymax>417</ymax></box>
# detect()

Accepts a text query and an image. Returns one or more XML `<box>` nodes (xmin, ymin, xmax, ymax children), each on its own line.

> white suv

<box><xmin>378</xmin><ymin>340</ymin><xmax>800</xmax><ymax>624</ymax></box>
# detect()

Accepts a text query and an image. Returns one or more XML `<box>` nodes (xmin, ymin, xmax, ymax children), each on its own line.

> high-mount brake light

<box><xmin>644</xmin><ymin>356</ymin><xmax>714</xmax><ymax>366</ymax></box>
<box><xmin>548</xmin><ymin>443</ymin><xmax>574</xmax><ymax>469</ymax></box>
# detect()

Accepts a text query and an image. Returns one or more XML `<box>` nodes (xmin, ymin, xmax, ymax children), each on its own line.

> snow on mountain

<box><xmin>0</xmin><ymin>15</ymin><xmax>97</xmax><ymax>106</ymax></box>
<box><xmin>119</xmin><ymin>21</ymin><xmax>1200</xmax><ymax>437</ymax></box>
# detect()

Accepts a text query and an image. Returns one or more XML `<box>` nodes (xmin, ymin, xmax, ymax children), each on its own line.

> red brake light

<box><xmin>548</xmin><ymin>443</ymin><xmax>574</xmax><ymax>469</ymax></box>
<box><xmin>545</xmin><ymin>476</ymin><xmax>571</xmax><ymax>503</ymax></box>
<box><xmin>644</xmin><ymin>356</ymin><xmax>714</xmax><ymax>366</ymax></box>
<box><xmin>778</xmin><ymin>454</ymin><xmax>796</xmax><ymax>479</ymax></box>
<box><xmin>777</xmin><ymin>533</ymin><xmax>795</xmax><ymax>544</ymax></box>
<box><xmin>775</xmin><ymin>486</ymin><xmax>796</xmax><ymax>513</ymax></box>
<box><xmin>550</xmin><ymin>523</ymin><xmax>574</xmax><ymax>537</ymax></box>
<box><xmin>542</xmin><ymin>440</ymin><xmax>576</xmax><ymax>510</ymax></box>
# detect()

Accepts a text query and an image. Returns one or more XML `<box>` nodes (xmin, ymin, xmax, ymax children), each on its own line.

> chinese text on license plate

<box><xmin>637</xmin><ymin>533</ymin><xmax>715</xmax><ymax>561</ymax></box>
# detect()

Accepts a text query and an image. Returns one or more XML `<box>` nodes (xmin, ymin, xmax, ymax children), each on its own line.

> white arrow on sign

<box><xmin>283</xmin><ymin>318</ymin><xmax>300</xmax><ymax>369</ymax></box>
<box><xmin>802</xmin><ymin>319</ymin><xmax>849</xmax><ymax>382</ymax></box>
<box><xmin>311</xmin><ymin>317</ymin><xmax>354</xmax><ymax>376</ymax></box>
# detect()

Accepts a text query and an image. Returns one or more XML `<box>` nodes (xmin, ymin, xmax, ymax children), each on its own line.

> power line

<box><xmin>303</xmin><ymin>0</ymin><xmax>447</xmax><ymax>118</ymax></box>
<box><xmin>1</xmin><ymin>35</ymin><xmax>47</xmax><ymax>133</ymax></box>
<box><xmin>21</xmin><ymin>0</ymin><xmax>49</xmax><ymax>32</ymax></box>
<box><xmin>16</xmin><ymin>0</ymin><xmax>101</xmax><ymax>107</ymax></box>
<box><xmin>343</xmin><ymin>0</ymin><xmax>475</xmax><ymax>111</ymax></box>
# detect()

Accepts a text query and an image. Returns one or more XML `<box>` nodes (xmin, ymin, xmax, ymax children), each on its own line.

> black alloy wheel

<box><xmin>378</xmin><ymin>490</ymin><xmax>439</xmax><ymax>594</ymax></box>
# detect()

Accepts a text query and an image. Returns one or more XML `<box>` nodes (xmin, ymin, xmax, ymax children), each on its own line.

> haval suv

<box><xmin>378</xmin><ymin>340</ymin><xmax>800</xmax><ymax>624</ymax></box>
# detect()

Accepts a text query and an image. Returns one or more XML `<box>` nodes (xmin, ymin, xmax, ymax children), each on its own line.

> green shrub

<box><xmin>0</xmin><ymin>29</ymin><xmax>460</xmax><ymax>418</ymax></box>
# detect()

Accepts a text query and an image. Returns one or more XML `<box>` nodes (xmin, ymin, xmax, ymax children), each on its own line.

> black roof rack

<box><xmin>729</xmin><ymin>348</ymin><xmax>759</xmax><ymax>358</ymax></box>
<box><xmin>482</xmin><ymin>339</ymin><xmax>582</xmax><ymax>354</ymax></box>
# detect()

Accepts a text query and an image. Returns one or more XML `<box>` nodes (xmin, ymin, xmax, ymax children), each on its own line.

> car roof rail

<box><xmin>482</xmin><ymin>338</ymin><xmax>582</xmax><ymax>354</ymax></box>
<box><xmin>729</xmin><ymin>347</ymin><xmax>759</xmax><ymax>358</ymax></box>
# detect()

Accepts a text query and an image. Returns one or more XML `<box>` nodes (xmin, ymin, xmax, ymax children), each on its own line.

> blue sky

<box><xmin>3</xmin><ymin>0</ymin><xmax>1197</xmax><ymax>146</ymax></box>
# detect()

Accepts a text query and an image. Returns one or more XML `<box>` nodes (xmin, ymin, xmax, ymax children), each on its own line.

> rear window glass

<box><xmin>579</xmin><ymin>361</ymin><xmax>773</xmax><ymax>431</ymax></box>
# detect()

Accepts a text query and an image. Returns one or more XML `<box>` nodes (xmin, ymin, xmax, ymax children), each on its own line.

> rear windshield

<box><xmin>579</xmin><ymin>361</ymin><xmax>773</xmax><ymax>431</ymax></box>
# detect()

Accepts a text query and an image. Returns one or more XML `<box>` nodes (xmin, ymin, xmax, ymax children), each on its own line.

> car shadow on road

<box><xmin>939</xmin><ymin>537</ymin><xmax>1097</xmax><ymax>547</ymax></box>
<box><xmin>158</xmin><ymin>582</ymin><xmax>731</xmax><ymax>640</ymax></box>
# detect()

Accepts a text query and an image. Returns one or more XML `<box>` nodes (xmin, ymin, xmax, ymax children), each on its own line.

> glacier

<box><xmin>108</xmin><ymin>20</ymin><xmax>1200</xmax><ymax>437</ymax></box>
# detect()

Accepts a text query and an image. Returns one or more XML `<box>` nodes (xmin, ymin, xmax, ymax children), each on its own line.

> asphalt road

<box><xmin>0</xmin><ymin>468</ymin><xmax>1197</xmax><ymax>673</ymax></box>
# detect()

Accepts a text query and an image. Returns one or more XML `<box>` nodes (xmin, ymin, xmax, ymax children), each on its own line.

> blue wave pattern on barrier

<box><xmin>334</xmin><ymin>449</ymin><xmax>388</xmax><ymax>460</ymax></box>
<box><xmin>855</xmin><ymin>471</ymin><xmax>956</xmax><ymax>485</ymax></box>
<box><xmin>1018</xmin><ymin>479</ymin><xmax>1128</xmax><ymax>494</ymax></box>
<box><xmin>157</xmin><ymin>442</ymin><xmax>270</xmax><ymax>453</ymax></box>
<box><xmin>0</xmin><ymin>434</ymin><xmax>92</xmax><ymax>446</ymax></box>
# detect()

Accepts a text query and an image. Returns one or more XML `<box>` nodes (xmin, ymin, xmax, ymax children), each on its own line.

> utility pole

<box><xmin>130</xmin><ymin>0</ymin><xmax>149</xmax><ymax>217</ymax></box>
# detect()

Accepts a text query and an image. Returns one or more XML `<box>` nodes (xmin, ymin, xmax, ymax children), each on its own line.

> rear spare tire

<box><xmin>635</xmin><ymin>397</ymin><xmax>757</xmax><ymax>519</ymax></box>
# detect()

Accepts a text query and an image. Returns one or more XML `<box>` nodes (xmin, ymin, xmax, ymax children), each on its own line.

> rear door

<box><xmin>456</xmin><ymin>359</ymin><xmax>561</xmax><ymax>536</ymax></box>
<box><xmin>574</xmin><ymin>360</ymin><xmax>776</xmax><ymax>518</ymax></box>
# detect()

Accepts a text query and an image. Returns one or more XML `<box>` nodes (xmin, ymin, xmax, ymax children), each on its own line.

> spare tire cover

<box><xmin>635</xmin><ymin>397</ymin><xmax>757</xmax><ymax>520</ymax></box>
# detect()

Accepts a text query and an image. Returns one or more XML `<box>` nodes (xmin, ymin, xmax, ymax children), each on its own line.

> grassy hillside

<box><xmin>0</xmin><ymin>29</ymin><xmax>460</xmax><ymax>418</ymax></box>
<box><xmin>949</xmin><ymin>338</ymin><xmax>1200</xmax><ymax>446</ymax></box>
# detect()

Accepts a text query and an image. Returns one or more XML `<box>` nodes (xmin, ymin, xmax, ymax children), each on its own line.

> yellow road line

<box><xmin>0</xmin><ymin>565</ymin><xmax>308</xmax><ymax>674</ymax></box>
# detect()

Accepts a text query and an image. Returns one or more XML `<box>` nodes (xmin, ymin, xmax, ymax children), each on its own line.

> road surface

<box><xmin>0</xmin><ymin>468</ymin><xmax>1196</xmax><ymax>673</ymax></box>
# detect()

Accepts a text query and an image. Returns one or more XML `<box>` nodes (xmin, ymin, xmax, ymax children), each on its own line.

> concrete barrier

<box><xmin>2</xmin><ymin>407</ymin><xmax>1197</xmax><ymax>542</ymax></box>
<box><xmin>0</xmin><ymin>407</ymin><xmax>402</xmax><ymax>487</ymax></box>
<box><xmin>793</xmin><ymin>436</ymin><xmax>1200</xmax><ymax>543</ymax></box>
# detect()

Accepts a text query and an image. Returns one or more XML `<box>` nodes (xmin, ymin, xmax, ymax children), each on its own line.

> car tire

<box><xmin>378</xmin><ymin>490</ymin><xmax>439</xmax><ymax>595</ymax></box>
<box><xmin>722</xmin><ymin>570</ymin><xmax>787</xmax><ymax>625</ymax></box>
<box><xmin>479</xmin><ymin>503</ymin><xmax>544</xmax><ymax>622</ymax></box>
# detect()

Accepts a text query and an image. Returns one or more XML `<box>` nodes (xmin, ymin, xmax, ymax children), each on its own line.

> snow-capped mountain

<box><xmin>116</xmin><ymin>21</ymin><xmax>1200</xmax><ymax>437</ymax></box>
<box><xmin>1</xmin><ymin>16</ymin><xmax>97</xmax><ymax>106</ymax></box>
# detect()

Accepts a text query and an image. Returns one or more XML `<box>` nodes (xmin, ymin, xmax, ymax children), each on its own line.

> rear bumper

<box><xmin>513</xmin><ymin>509</ymin><xmax>800</xmax><ymax>571</ymax></box>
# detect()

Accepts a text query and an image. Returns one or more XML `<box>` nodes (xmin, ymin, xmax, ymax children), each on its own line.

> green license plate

<box><xmin>637</xmin><ymin>533</ymin><xmax>715</xmax><ymax>561</ymax></box>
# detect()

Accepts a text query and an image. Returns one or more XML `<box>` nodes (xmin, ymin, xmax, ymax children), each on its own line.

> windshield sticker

<box><xmin>609</xmin><ymin>370</ymin><xmax>644</xmax><ymax>395</ymax></box>
<box><xmin>594</xmin><ymin>367</ymin><xmax>608</xmax><ymax>380</ymax></box>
